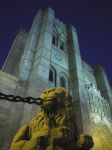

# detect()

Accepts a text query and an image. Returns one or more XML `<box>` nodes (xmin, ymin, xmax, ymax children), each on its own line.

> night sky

<box><xmin>0</xmin><ymin>0</ymin><xmax>112</xmax><ymax>83</ymax></box>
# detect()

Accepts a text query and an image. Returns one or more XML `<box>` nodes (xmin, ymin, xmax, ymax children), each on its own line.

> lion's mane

<box><xmin>29</xmin><ymin>88</ymin><xmax>77</xmax><ymax>147</ymax></box>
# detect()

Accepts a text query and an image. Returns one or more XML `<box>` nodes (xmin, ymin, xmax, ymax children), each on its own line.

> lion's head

<box><xmin>40</xmin><ymin>87</ymin><xmax>73</xmax><ymax>114</ymax></box>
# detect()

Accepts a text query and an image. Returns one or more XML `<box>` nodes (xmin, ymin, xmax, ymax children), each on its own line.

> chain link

<box><xmin>0</xmin><ymin>92</ymin><xmax>43</xmax><ymax>105</ymax></box>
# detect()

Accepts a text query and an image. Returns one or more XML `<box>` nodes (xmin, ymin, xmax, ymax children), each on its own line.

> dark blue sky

<box><xmin>0</xmin><ymin>0</ymin><xmax>112</xmax><ymax>83</ymax></box>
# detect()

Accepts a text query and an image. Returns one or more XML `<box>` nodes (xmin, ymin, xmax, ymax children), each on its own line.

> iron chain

<box><xmin>0</xmin><ymin>92</ymin><xmax>43</xmax><ymax>105</ymax></box>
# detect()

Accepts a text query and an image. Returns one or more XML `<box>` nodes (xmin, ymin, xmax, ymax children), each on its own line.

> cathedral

<box><xmin>0</xmin><ymin>8</ymin><xmax>112</xmax><ymax>150</ymax></box>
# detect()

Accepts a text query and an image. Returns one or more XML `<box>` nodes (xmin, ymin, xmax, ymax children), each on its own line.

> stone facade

<box><xmin>0</xmin><ymin>8</ymin><xmax>112</xmax><ymax>150</ymax></box>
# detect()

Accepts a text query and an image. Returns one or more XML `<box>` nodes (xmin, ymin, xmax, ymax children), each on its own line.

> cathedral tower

<box><xmin>0</xmin><ymin>8</ymin><xmax>112</xmax><ymax>150</ymax></box>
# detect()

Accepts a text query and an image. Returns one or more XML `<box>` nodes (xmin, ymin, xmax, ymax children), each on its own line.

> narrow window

<box><xmin>56</xmin><ymin>36</ymin><xmax>59</xmax><ymax>46</ymax></box>
<box><xmin>52</xmin><ymin>34</ymin><xmax>59</xmax><ymax>47</ymax></box>
<box><xmin>49</xmin><ymin>69</ymin><xmax>53</xmax><ymax>82</ymax></box>
<box><xmin>60</xmin><ymin>41</ymin><xmax>65</xmax><ymax>51</ymax></box>
<box><xmin>52</xmin><ymin>35</ymin><xmax>56</xmax><ymax>45</ymax></box>
<box><xmin>49</xmin><ymin>68</ymin><xmax>56</xmax><ymax>87</ymax></box>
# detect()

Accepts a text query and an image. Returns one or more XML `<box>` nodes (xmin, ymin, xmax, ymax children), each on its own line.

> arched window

<box><xmin>49</xmin><ymin>69</ymin><xmax>53</xmax><ymax>82</ymax></box>
<box><xmin>60</xmin><ymin>41</ymin><xmax>65</xmax><ymax>51</ymax></box>
<box><xmin>52</xmin><ymin>35</ymin><xmax>56</xmax><ymax>45</ymax></box>
<box><xmin>60</xmin><ymin>76</ymin><xmax>66</xmax><ymax>88</ymax></box>
<box><xmin>49</xmin><ymin>67</ymin><xmax>56</xmax><ymax>87</ymax></box>
<box><xmin>52</xmin><ymin>34</ymin><xmax>59</xmax><ymax>46</ymax></box>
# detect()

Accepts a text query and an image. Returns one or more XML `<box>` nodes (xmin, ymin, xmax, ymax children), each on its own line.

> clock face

<box><xmin>55</xmin><ymin>53</ymin><xmax>62</xmax><ymax>61</ymax></box>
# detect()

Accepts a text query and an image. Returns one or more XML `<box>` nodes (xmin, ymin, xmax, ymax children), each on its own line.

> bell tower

<box><xmin>0</xmin><ymin>7</ymin><xmax>112</xmax><ymax>150</ymax></box>
<box><xmin>2</xmin><ymin>8</ymin><xmax>97</xmax><ymax>132</ymax></box>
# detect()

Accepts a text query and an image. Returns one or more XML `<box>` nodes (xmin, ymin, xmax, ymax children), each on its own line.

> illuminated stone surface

<box><xmin>0</xmin><ymin>8</ymin><xmax>112</xmax><ymax>150</ymax></box>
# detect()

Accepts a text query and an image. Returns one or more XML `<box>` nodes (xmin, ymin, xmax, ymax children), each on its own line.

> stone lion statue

<box><xmin>10</xmin><ymin>87</ymin><xmax>94</xmax><ymax>150</ymax></box>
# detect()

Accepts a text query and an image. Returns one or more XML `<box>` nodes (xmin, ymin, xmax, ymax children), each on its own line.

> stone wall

<box><xmin>0</xmin><ymin>71</ymin><xmax>25</xmax><ymax>149</ymax></box>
